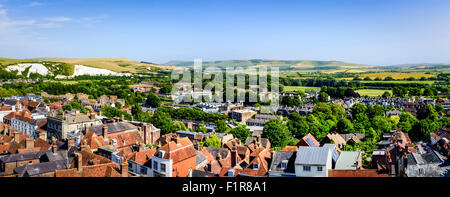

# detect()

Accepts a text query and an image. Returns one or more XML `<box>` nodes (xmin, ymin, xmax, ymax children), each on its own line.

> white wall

<box><xmin>295</xmin><ymin>149</ymin><xmax>332</xmax><ymax>177</ymax></box>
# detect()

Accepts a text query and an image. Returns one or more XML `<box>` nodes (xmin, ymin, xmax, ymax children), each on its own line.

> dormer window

<box><xmin>281</xmin><ymin>160</ymin><xmax>288</xmax><ymax>170</ymax></box>
<box><xmin>253</xmin><ymin>163</ymin><xmax>259</xmax><ymax>170</ymax></box>
<box><xmin>158</xmin><ymin>150</ymin><xmax>165</xmax><ymax>158</ymax></box>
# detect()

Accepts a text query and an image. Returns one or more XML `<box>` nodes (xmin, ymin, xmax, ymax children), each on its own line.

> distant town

<box><xmin>0</xmin><ymin>72</ymin><xmax>449</xmax><ymax>177</ymax></box>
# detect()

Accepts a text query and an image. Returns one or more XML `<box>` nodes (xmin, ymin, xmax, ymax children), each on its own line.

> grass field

<box><xmin>359</xmin><ymin>72</ymin><xmax>434</xmax><ymax>80</ymax></box>
<box><xmin>356</xmin><ymin>89</ymin><xmax>392</xmax><ymax>97</ymax></box>
<box><xmin>38</xmin><ymin>58</ymin><xmax>179</xmax><ymax>73</ymax></box>
<box><xmin>283</xmin><ymin>86</ymin><xmax>321</xmax><ymax>92</ymax></box>
<box><xmin>360</xmin><ymin>80</ymin><xmax>436</xmax><ymax>85</ymax></box>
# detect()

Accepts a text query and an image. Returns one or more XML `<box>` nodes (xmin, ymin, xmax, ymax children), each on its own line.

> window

<box><xmin>161</xmin><ymin>163</ymin><xmax>166</xmax><ymax>172</ymax></box>
<box><xmin>303</xmin><ymin>166</ymin><xmax>311</xmax><ymax>171</ymax></box>
<box><xmin>317</xmin><ymin>166</ymin><xmax>323</xmax><ymax>171</ymax></box>
<box><xmin>281</xmin><ymin>160</ymin><xmax>288</xmax><ymax>169</ymax></box>
<box><xmin>140</xmin><ymin>167</ymin><xmax>147</xmax><ymax>174</ymax></box>
<box><xmin>153</xmin><ymin>161</ymin><xmax>158</xmax><ymax>171</ymax></box>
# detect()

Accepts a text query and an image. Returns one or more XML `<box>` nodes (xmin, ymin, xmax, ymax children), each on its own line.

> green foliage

<box><xmin>287</xmin><ymin>112</ymin><xmax>310</xmax><ymax>138</ymax></box>
<box><xmin>371</xmin><ymin>116</ymin><xmax>393</xmax><ymax>136</ymax></box>
<box><xmin>145</xmin><ymin>92</ymin><xmax>161</xmax><ymax>108</ymax></box>
<box><xmin>262</xmin><ymin>119</ymin><xmax>291</xmax><ymax>148</ymax></box>
<box><xmin>230</xmin><ymin>123</ymin><xmax>251</xmax><ymax>143</ymax></box>
<box><xmin>150</xmin><ymin>110</ymin><xmax>173</xmax><ymax>135</ymax></box>
<box><xmin>195</xmin><ymin>122</ymin><xmax>207</xmax><ymax>133</ymax></box>
<box><xmin>172</xmin><ymin>120</ymin><xmax>189</xmax><ymax>132</ymax></box>
<box><xmin>215</xmin><ymin>119</ymin><xmax>229</xmax><ymax>133</ymax></box>
<box><xmin>204</xmin><ymin>134</ymin><xmax>221</xmax><ymax>147</ymax></box>
<box><xmin>336</xmin><ymin>118</ymin><xmax>354</xmax><ymax>134</ymax></box>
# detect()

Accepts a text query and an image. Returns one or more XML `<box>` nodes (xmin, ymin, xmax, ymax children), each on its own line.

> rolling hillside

<box><xmin>37</xmin><ymin>57</ymin><xmax>179</xmax><ymax>73</ymax></box>
<box><xmin>166</xmin><ymin>59</ymin><xmax>375</xmax><ymax>71</ymax></box>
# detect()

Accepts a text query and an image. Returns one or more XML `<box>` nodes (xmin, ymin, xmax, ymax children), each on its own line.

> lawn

<box><xmin>356</xmin><ymin>89</ymin><xmax>392</xmax><ymax>97</ymax></box>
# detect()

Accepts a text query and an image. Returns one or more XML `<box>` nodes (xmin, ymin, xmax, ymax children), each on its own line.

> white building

<box><xmin>295</xmin><ymin>146</ymin><xmax>332</xmax><ymax>177</ymax></box>
<box><xmin>151</xmin><ymin>150</ymin><xmax>173</xmax><ymax>177</ymax></box>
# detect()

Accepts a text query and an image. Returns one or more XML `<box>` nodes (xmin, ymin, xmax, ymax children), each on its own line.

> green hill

<box><xmin>166</xmin><ymin>59</ymin><xmax>374</xmax><ymax>71</ymax></box>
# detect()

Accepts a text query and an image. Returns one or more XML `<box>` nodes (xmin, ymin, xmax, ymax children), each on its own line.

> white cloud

<box><xmin>44</xmin><ymin>16</ymin><xmax>72</xmax><ymax>22</ymax></box>
<box><xmin>28</xmin><ymin>2</ymin><xmax>45</xmax><ymax>7</ymax></box>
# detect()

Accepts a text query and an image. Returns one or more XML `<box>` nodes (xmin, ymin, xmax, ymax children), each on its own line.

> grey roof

<box><xmin>408</xmin><ymin>151</ymin><xmax>444</xmax><ymax>165</ymax></box>
<box><xmin>3</xmin><ymin>99</ymin><xmax>19</xmax><ymax>106</ymax></box>
<box><xmin>323</xmin><ymin>143</ymin><xmax>339</xmax><ymax>163</ymax></box>
<box><xmin>196</xmin><ymin>151</ymin><xmax>207</xmax><ymax>166</ymax></box>
<box><xmin>245</xmin><ymin>137</ymin><xmax>269</xmax><ymax>148</ymax></box>
<box><xmin>90</xmin><ymin>122</ymin><xmax>138</xmax><ymax>136</ymax></box>
<box><xmin>204</xmin><ymin>147</ymin><xmax>228</xmax><ymax>159</ymax></box>
<box><xmin>0</xmin><ymin>151</ymin><xmax>49</xmax><ymax>163</ymax></box>
<box><xmin>335</xmin><ymin>151</ymin><xmax>361</xmax><ymax>170</ymax></box>
<box><xmin>269</xmin><ymin>151</ymin><xmax>296</xmax><ymax>173</ymax></box>
<box><xmin>295</xmin><ymin>146</ymin><xmax>331</xmax><ymax>165</ymax></box>
<box><xmin>14</xmin><ymin>160</ymin><xmax>70</xmax><ymax>177</ymax></box>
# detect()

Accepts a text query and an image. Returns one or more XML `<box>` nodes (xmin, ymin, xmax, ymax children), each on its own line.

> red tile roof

<box><xmin>328</xmin><ymin>170</ymin><xmax>391</xmax><ymax>177</ymax></box>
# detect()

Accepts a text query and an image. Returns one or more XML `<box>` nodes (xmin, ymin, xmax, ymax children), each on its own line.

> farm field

<box><xmin>359</xmin><ymin>72</ymin><xmax>434</xmax><ymax>80</ymax></box>
<box><xmin>283</xmin><ymin>86</ymin><xmax>321</xmax><ymax>92</ymax></box>
<box><xmin>356</xmin><ymin>89</ymin><xmax>392</xmax><ymax>97</ymax></box>
<box><xmin>360</xmin><ymin>80</ymin><xmax>436</xmax><ymax>85</ymax></box>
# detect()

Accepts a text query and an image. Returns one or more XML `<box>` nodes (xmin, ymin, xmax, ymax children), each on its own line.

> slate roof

<box><xmin>204</xmin><ymin>147</ymin><xmax>229</xmax><ymax>159</ymax></box>
<box><xmin>269</xmin><ymin>151</ymin><xmax>296</xmax><ymax>173</ymax></box>
<box><xmin>295</xmin><ymin>146</ymin><xmax>331</xmax><ymax>165</ymax></box>
<box><xmin>335</xmin><ymin>151</ymin><xmax>361</xmax><ymax>170</ymax></box>
<box><xmin>90</xmin><ymin>122</ymin><xmax>138</xmax><ymax>136</ymax></box>
<box><xmin>0</xmin><ymin>150</ymin><xmax>48</xmax><ymax>163</ymax></box>
<box><xmin>14</xmin><ymin>160</ymin><xmax>70</xmax><ymax>177</ymax></box>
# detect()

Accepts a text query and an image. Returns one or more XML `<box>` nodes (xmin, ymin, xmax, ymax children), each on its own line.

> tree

<box><xmin>215</xmin><ymin>119</ymin><xmax>229</xmax><ymax>133</ymax></box>
<box><xmin>318</xmin><ymin>92</ymin><xmax>329</xmax><ymax>102</ymax></box>
<box><xmin>371</xmin><ymin>116</ymin><xmax>393</xmax><ymax>136</ymax></box>
<box><xmin>287</xmin><ymin>112</ymin><xmax>310</xmax><ymax>138</ymax></box>
<box><xmin>417</xmin><ymin>104</ymin><xmax>438</xmax><ymax>120</ymax></box>
<box><xmin>435</xmin><ymin>104</ymin><xmax>444</xmax><ymax>115</ymax></box>
<box><xmin>336</xmin><ymin>118</ymin><xmax>354</xmax><ymax>134</ymax></box>
<box><xmin>382</xmin><ymin>91</ymin><xmax>391</xmax><ymax>98</ymax></box>
<box><xmin>62</xmin><ymin>104</ymin><xmax>72</xmax><ymax>111</ymax></box>
<box><xmin>132</xmin><ymin>103</ymin><xmax>144</xmax><ymax>121</ymax></box>
<box><xmin>146</xmin><ymin>92</ymin><xmax>161</xmax><ymax>108</ymax></box>
<box><xmin>230</xmin><ymin>123</ymin><xmax>251</xmax><ymax>143</ymax></box>
<box><xmin>204</xmin><ymin>134</ymin><xmax>221</xmax><ymax>147</ymax></box>
<box><xmin>150</xmin><ymin>110</ymin><xmax>173</xmax><ymax>135</ymax></box>
<box><xmin>410</xmin><ymin>119</ymin><xmax>440</xmax><ymax>142</ymax></box>
<box><xmin>195</xmin><ymin>122</ymin><xmax>207</xmax><ymax>133</ymax></box>
<box><xmin>350</xmin><ymin>103</ymin><xmax>367</xmax><ymax>119</ymax></box>
<box><xmin>398</xmin><ymin>112</ymin><xmax>418</xmax><ymax>133</ymax></box>
<box><xmin>114</xmin><ymin>101</ymin><xmax>123</xmax><ymax>109</ymax></box>
<box><xmin>172</xmin><ymin>121</ymin><xmax>189</xmax><ymax>132</ymax></box>
<box><xmin>262</xmin><ymin>119</ymin><xmax>291</xmax><ymax>148</ymax></box>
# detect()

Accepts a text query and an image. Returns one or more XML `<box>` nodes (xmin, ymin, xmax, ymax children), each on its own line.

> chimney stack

<box><xmin>231</xmin><ymin>150</ymin><xmax>238</xmax><ymax>167</ymax></box>
<box><xmin>102</xmin><ymin>124</ymin><xmax>108</xmax><ymax>138</ymax></box>
<box><xmin>121</xmin><ymin>159</ymin><xmax>129</xmax><ymax>177</ymax></box>
<box><xmin>26</xmin><ymin>138</ymin><xmax>34</xmax><ymax>149</ymax></box>
<box><xmin>52</xmin><ymin>140</ymin><xmax>57</xmax><ymax>153</ymax></box>
<box><xmin>75</xmin><ymin>153</ymin><xmax>83</xmax><ymax>173</ymax></box>
<box><xmin>90</xmin><ymin>113</ymin><xmax>95</xmax><ymax>120</ymax></box>
<box><xmin>14</xmin><ymin>131</ymin><xmax>20</xmax><ymax>143</ymax></box>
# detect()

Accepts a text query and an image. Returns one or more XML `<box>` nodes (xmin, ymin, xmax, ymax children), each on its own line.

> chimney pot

<box><xmin>121</xmin><ymin>159</ymin><xmax>129</xmax><ymax>177</ymax></box>
<box><xmin>102</xmin><ymin>124</ymin><xmax>108</xmax><ymax>138</ymax></box>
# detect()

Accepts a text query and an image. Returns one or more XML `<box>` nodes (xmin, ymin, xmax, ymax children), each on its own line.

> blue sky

<box><xmin>0</xmin><ymin>0</ymin><xmax>449</xmax><ymax>65</ymax></box>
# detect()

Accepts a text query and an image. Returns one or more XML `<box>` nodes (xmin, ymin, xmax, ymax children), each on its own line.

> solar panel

<box><xmin>306</xmin><ymin>138</ymin><xmax>315</xmax><ymax>146</ymax></box>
